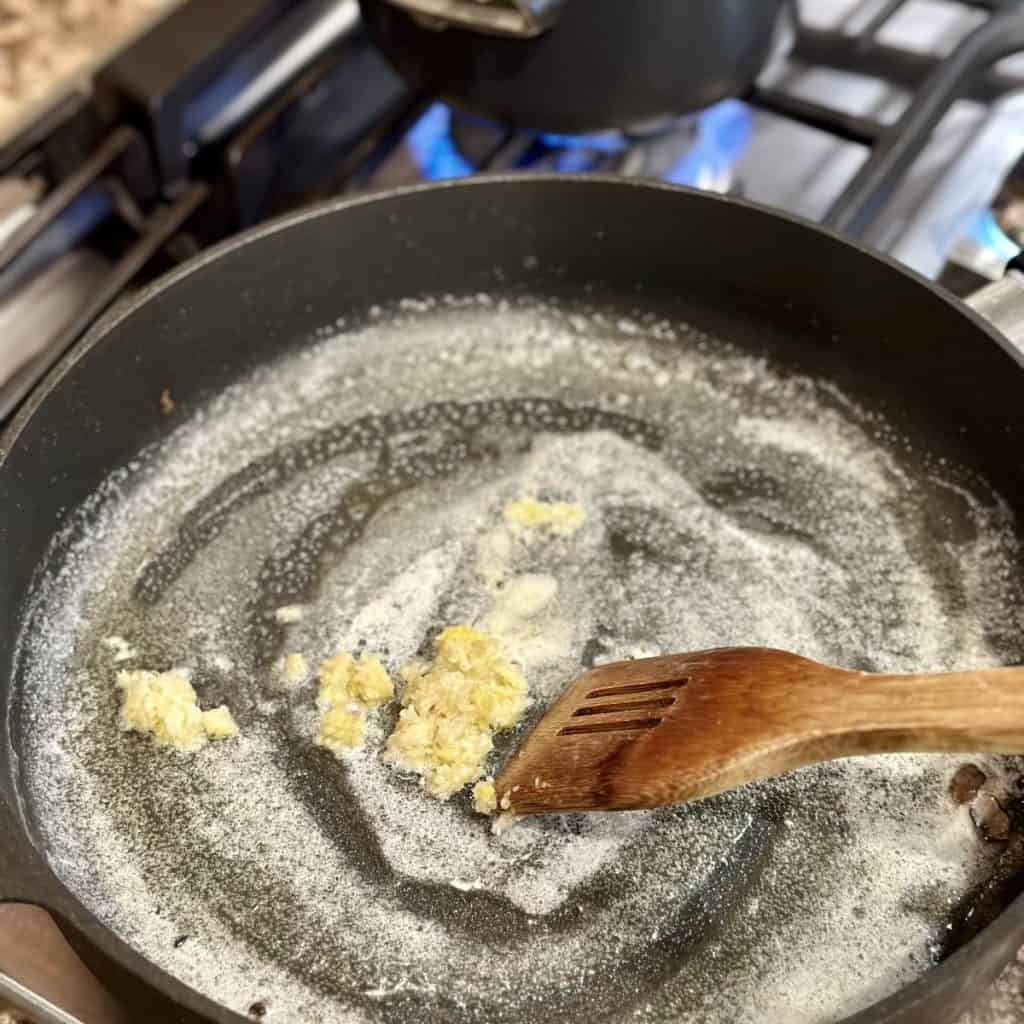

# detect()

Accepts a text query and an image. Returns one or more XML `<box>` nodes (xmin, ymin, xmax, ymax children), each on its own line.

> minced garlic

<box><xmin>319</xmin><ymin>652</ymin><xmax>393</xmax><ymax>707</ymax></box>
<box><xmin>315</xmin><ymin>651</ymin><xmax>393</xmax><ymax>754</ymax></box>
<box><xmin>472</xmin><ymin>778</ymin><xmax>498</xmax><ymax>815</ymax></box>
<box><xmin>504</xmin><ymin>496</ymin><xmax>585</xmax><ymax>537</ymax></box>
<box><xmin>385</xmin><ymin>625</ymin><xmax>528</xmax><ymax>799</ymax></box>
<box><xmin>201</xmin><ymin>705</ymin><xmax>240</xmax><ymax>739</ymax></box>
<box><xmin>283</xmin><ymin>652</ymin><xmax>308</xmax><ymax>683</ymax></box>
<box><xmin>116</xmin><ymin>669</ymin><xmax>238</xmax><ymax>752</ymax></box>
<box><xmin>318</xmin><ymin>705</ymin><xmax>367</xmax><ymax>752</ymax></box>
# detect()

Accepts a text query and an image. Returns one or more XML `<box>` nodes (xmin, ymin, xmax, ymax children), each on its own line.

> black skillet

<box><xmin>2</xmin><ymin>177</ymin><xmax>1024</xmax><ymax>1023</ymax></box>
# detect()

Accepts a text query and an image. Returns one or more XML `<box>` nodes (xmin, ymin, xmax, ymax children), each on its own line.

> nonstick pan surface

<box><xmin>3</xmin><ymin>179</ymin><xmax>1024</xmax><ymax>1024</ymax></box>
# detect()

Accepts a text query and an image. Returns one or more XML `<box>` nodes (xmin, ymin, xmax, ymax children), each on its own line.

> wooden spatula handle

<box><xmin>810</xmin><ymin>666</ymin><xmax>1024</xmax><ymax>754</ymax></box>
<box><xmin>632</xmin><ymin>661</ymin><xmax>1024</xmax><ymax>808</ymax></box>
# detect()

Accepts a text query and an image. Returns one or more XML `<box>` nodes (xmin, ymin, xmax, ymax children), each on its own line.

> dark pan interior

<box><xmin>2</xmin><ymin>179</ymin><xmax>1024</xmax><ymax>1024</ymax></box>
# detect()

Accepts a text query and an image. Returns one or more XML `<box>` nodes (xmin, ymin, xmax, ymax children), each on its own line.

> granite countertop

<box><xmin>0</xmin><ymin>0</ymin><xmax>170</xmax><ymax>142</ymax></box>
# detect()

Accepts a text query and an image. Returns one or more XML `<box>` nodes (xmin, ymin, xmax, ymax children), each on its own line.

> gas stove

<box><xmin>3</xmin><ymin>2</ymin><xmax>1024</xmax><ymax>1022</ymax></box>
<box><xmin>0</xmin><ymin>0</ymin><xmax>1023</xmax><ymax>429</ymax></box>
<box><xmin>1</xmin><ymin>0</ymin><xmax>1024</xmax><ymax>426</ymax></box>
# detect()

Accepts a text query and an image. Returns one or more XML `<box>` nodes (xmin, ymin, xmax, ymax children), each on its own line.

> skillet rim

<box><xmin>4</xmin><ymin>171</ymin><xmax>1024</xmax><ymax>459</ymax></box>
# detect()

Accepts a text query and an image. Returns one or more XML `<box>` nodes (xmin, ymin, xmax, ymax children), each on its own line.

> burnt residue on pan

<box><xmin>11</xmin><ymin>296</ymin><xmax>1024</xmax><ymax>1024</ymax></box>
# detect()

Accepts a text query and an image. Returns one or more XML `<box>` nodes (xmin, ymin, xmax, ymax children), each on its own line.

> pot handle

<box><xmin>964</xmin><ymin>256</ymin><xmax>1024</xmax><ymax>351</ymax></box>
<box><xmin>0</xmin><ymin>794</ymin><xmax>93</xmax><ymax>1024</ymax></box>
<box><xmin>0</xmin><ymin>967</ymin><xmax>90</xmax><ymax>1024</ymax></box>
<box><xmin>382</xmin><ymin>0</ymin><xmax>566</xmax><ymax>37</ymax></box>
<box><xmin>1</xmin><ymin>789</ymin><xmax>227</xmax><ymax>1022</ymax></box>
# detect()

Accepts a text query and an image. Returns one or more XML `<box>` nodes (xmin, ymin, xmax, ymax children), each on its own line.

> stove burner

<box><xmin>406</xmin><ymin>99</ymin><xmax>753</xmax><ymax>188</ymax></box>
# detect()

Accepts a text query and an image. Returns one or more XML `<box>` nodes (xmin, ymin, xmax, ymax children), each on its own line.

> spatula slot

<box><xmin>572</xmin><ymin>697</ymin><xmax>676</xmax><ymax>717</ymax></box>
<box><xmin>585</xmin><ymin>678</ymin><xmax>688</xmax><ymax>699</ymax></box>
<box><xmin>559</xmin><ymin>718</ymin><xmax>662</xmax><ymax>736</ymax></box>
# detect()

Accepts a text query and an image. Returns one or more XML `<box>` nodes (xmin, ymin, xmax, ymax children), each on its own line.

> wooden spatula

<box><xmin>494</xmin><ymin>647</ymin><xmax>1024</xmax><ymax>815</ymax></box>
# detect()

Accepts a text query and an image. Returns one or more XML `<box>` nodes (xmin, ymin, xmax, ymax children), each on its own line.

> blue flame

<box><xmin>664</xmin><ymin>99</ymin><xmax>752</xmax><ymax>187</ymax></box>
<box><xmin>537</xmin><ymin>129</ymin><xmax>631</xmax><ymax>154</ymax></box>
<box><xmin>971</xmin><ymin>209</ymin><xmax>1020</xmax><ymax>260</ymax></box>
<box><xmin>406</xmin><ymin>103</ymin><xmax>474</xmax><ymax>179</ymax></box>
<box><xmin>406</xmin><ymin>98</ymin><xmax>753</xmax><ymax>185</ymax></box>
